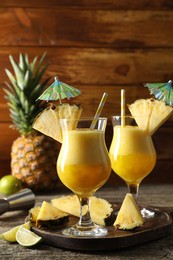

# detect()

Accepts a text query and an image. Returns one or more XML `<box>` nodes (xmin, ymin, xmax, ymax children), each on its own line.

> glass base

<box><xmin>62</xmin><ymin>224</ymin><xmax>108</xmax><ymax>237</ymax></box>
<box><xmin>141</xmin><ymin>207</ymin><xmax>155</xmax><ymax>219</ymax></box>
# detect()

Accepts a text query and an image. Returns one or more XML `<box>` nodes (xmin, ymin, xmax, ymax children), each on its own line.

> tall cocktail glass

<box><xmin>109</xmin><ymin>116</ymin><xmax>157</xmax><ymax>218</ymax></box>
<box><xmin>57</xmin><ymin>117</ymin><xmax>111</xmax><ymax>237</ymax></box>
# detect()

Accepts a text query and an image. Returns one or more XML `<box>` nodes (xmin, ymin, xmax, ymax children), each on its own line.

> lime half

<box><xmin>16</xmin><ymin>226</ymin><xmax>42</xmax><ymax>247</ymax></box>
<box><xmin>0</xmin><ymin>221</ymin><xmax>30</xmax><ymax>243</ymax></box>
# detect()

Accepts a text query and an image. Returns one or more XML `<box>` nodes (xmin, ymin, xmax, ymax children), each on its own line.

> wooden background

<box><xmin>0</xmin><ymin>1</ymin><xmax>173</xmax><ymax>184</ymax></box>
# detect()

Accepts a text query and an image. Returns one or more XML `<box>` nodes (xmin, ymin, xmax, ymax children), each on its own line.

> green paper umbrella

<box><xmin>37</xmin><ymin>76</ymin><xmax>81</xmax><ymax>104</ymax></box>
<box><xmin>144</xmin><ymin>80</ymin><xmax>173</xmax><ymax>106</ymax></box>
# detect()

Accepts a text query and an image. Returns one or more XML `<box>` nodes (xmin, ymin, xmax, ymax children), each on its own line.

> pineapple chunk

<box><xmin>36</xmin><ymin>201</ymin><xmax>69</xmax><ymax>227</ymax></box>
<box><xmin>32</xmin><ymin>103</ymin><xmax>83</xmax><ymax>143</ymax></box>
<box><xmin>114</xmin><ymin>193</ymin><xmax>144</xmax><ymax>230</ymax></box>
<box><xmin>90</xmin><ymin>196</ymin><xmax>114</xmax><ymax>226</ymax></box>
<box><xmin>29</xmin><ymin>207</ymin><xmax>41</xmax><ymax>222</ymax></box>
<box><xmin>128</xmin><ymin>98</ymin><xmax>173</xmax><ymax>135</ymax></box>
<box><xmin>51</xmin><ymin>195</ymin><xmax>114</xmax><ymax>226</ymax></box>
<box><xmin>51</xmin><ymin>195</ymin><xmax>88</xmax><ymax>217</ymax></box>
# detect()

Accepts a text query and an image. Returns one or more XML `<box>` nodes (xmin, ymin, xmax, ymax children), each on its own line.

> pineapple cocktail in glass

<box><xmin>109</xmin><ymin>116</ymin><xmax>157</xmax><ymax>217</ymax></box>
<box><xmin>57</xmin><ymin>117</ymin><xmax>111</xmax><ymax>237</ymax></box>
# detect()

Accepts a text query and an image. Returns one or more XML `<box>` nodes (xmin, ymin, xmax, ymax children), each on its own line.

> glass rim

<box><xmin>111</xmin><ymin>115</ymin><xmax>134</xmax><ymax>119</ymax></box>
<box><xmin>59</xmin><ymin>117</ymin><xmax>108</xmax><ymax>121</ymax></box>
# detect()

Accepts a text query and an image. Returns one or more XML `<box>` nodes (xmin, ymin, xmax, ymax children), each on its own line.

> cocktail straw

<box><xmin>90</xmin><ymin>92</ymin><xmax>108</xmax><ymax>129</ymax></box>
<box><xmin>121</xmin><ymin>89</ymin><xmax>125</xmax><ymax>126</ymax></box>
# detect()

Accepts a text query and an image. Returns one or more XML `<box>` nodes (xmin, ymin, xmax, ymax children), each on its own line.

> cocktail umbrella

<box><xmin>144</xmin><ymin>80</ymin><xmax>173</xmax><ymax>106</ymax></box>
<box><xmin>37</xmin><ymin>76</ymin><xmax>81</xmax><ymax>104</ymax></box>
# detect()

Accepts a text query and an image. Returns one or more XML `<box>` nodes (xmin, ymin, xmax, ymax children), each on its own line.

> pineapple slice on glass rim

<box><xmin>32</xmin><ymin>103</ymin><xmax>83</xmax><ymax>143</ymax></box>
<box><xmin>33</xmin><ymin>75</ymin><xmax>83</xmax><ymax>143</ymax></box>
<box><xmin>128</xmin><ymin>98</ymin><xmax>173</xmax><ymax>135</ymax></box>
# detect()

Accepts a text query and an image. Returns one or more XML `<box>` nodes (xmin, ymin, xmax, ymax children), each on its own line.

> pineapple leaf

<box><xmin>4</xmin><ymin>53</ymin><xmax>49</xmax><ymax>135</ymax></box>
<box><xmin>33</xmin><ymin>63</ymin><xmax>49</xmax><ymax>87</ymax></box>
<box><xmin>19</xmin><ymin>53</ymin><xmax>27</xmax><ymax>71</ymax></box>
<box><xmin>5</xmin><ymin>74</ymin><xmax>21</xmax><ymax>97</ymax></box>
<box><xmin>4</xmin><ymin>95</ymin><xmax>19</xmax><ymax>108</ymax></box>
<box><xmin>29</xmin><ymin>104</ymin><xmax>36</xmax><ymax>114</ymax></box>
<box><xmin>7</xmin><ymin>102</ymin><xmax>19</xmax><ymax>111</ymax></box>
<box><xmin>19</xmin><ymin>91</ymin><xmax>26</xmax><ymax>106</ymax></box>
<box><xmin>30</xmin><ymin>56</ymin><xmax>38</xmax><ymax>73</ymax></box>
<box><xmin>23</xmin><ymin>70</ymin><xmax>30</xmax><ymax>89</ymax></box>
<box><xmin>4</xmin><ymin>81</ymin><xmax>16</xmax><ymax>94</ymax></box>
<box><xmin>3</xmin><ymin>88</ymin><xmax>16</xmax><ymax>100</ymax></box>
<box><xmin>9</xmin><ymin>109</ymin><xmax>19</xmax><ymax>118</ymax></box>
<box><xmin>40</xmin><ymin>77</ymin><xmax>50</xmax><ymax>92</ymax></box>
<box><xmin>30</xmin><ymin>84</ymin><xmax>41</xmax><ymax>100</ymax></box>
<box><xmin>38</xmin><ymin>52</ymin><xmax>47</xmax><ymax>67</ymax></box>
<box><xmin>5</xmin><ymin>69</ymin><xmax>16</xmax><ymax>86</ymax></box>
<box><xmin>24</xmin><ymin>99</ymin><xmax>29</xmax><ymax>114</ymax></box>
<box><xmin>33</xmin><ymin>53</ymin><xmax>48</xmax><ymax>84</ymax></box>
<box><xmin>9</xmin><ymin>55</ymin><xmax>24</xmax><ymax>90</ymax></box>
<box><xmin>25</xmin><ymin>54</ymin><xmax>29</xmax><ymax>66</ymax></box>
<box><xmin>19</xmin><ymin>109</ymin><xmax>26</xmax><ymax>121</ymax></box>
<box><xmin>30</xmin><ymin>77</ymin><xmax>50</xmax><ymax>100</ymax></box>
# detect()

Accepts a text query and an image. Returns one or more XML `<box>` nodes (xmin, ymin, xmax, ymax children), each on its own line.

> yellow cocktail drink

<box><xmin>57</xmin><ymin>129</ymin><xmax>111</xmax><ymax>197</ymax></box>
<box><xmin>57</xmin><ymin>117</ymin><xmax>111</xmax><ymax>237</ymax></box>
<box><xmin>109</xmin><ymin>125</ymin><xmax>156</xmax><ymax>185</ymax></box>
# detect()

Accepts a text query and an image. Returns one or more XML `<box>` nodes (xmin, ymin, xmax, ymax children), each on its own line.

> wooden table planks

<box><xmin>0</xmin><ymin>184</ymin><xmax>173</xmax><ymax>259</ymax></box>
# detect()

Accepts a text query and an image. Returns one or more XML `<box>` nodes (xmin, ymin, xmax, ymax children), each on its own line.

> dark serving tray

<box><xmin>31</xmin><ymin>206</ymin><xmax>172</xmax><ymax>251</ymax></box>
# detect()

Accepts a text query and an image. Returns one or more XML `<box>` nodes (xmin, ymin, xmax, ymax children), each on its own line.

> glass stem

<box><xmin>127</xmin><ymin>183</ymin><xmax>140</xmax><ymax>199</ymax></box>
<box><xmin>78</xmin><ymin>196</ymin><xmax>93</xmax><ymax>227</ymax></box>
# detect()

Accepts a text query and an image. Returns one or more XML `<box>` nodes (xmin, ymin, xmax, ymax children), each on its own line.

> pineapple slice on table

<box><xmin>3</xmin><ymin>53</ymin><xmax>59</xmax><ymax>191</ymax></box>
<box><xmin>51</xmin><ymin>195</ymin><xmax>114</xmax><ymax>226</ymax></box>
<box><xmin>128</xmin><ymin>98</ymin><xmax>173</xmax><ymax>135</ymax></box>
<box><xmin>29</xmin><ymin>207</ymin><xmax>41</xmax><ymax>222</ymax></box>
<box><xmin>51</xmin><ymin>194</ymin><xmax>88</xmax><ymax>217</ymax></box>
<box><xmin>114</xmin><ymin>193</ymin><xmax>144</xmax><ymax>230</ymax></box>
<box><xmin>32</xmin><ymin>103</ymin><xmax>83</xmax><ymax>143</ymax></box>
<box><xmin>90</xmin><ymin>196</ymin><xmax>114</xmax><ymax>226</ymax></box>
<box><xmin>36</xmin><ymin>201</ymin><xmax>69</xmax><ymax>228</ymax></box>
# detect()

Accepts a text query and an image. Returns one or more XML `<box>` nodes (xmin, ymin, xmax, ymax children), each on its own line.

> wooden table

<box><xmin>0</xmin><ymin>184</ymin><xmax>173</xmax><ymax>260</ymax></box>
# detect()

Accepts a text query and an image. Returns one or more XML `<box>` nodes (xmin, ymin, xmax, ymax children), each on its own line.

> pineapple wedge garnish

<box><xmin>36</xmin><ymin>201</ymin><xmax>69</xmax><ymax>227</ymax></box>
<box><xmin>114</xmin><ymin>193</ymin><xmax>144</xmax><ymax>230</ymax></box>
<box><xmin>32</xmin><ymin>103</ymin><xmax>83</xmax><ymax>143</ymax></box>
<box><xmin>149</xmin><ymin>99</ymin><xmax>173</xmax><ymax>134</ymax></box>
<box><xmin>128</xmin><ymin>98</ymin><xmax>173</xmax><ymax>135</ymax></box>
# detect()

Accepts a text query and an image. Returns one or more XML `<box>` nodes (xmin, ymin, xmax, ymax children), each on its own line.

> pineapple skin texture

<box><xmin>11</xmin><ymin>132</ymin><xmax>60</xmax><ymax>191</ymax></box>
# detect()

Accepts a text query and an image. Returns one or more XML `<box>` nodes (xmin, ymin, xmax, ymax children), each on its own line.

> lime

<box><xmin>0</xmin><ymin>175</ymin><xmax>22</xmax><ymax>196</ymax></box>
<box><xmin>0</xmin><ymin>221</ymin><xmax>30</xmax><ymax>243</ymax></box>
<box><xmin>16</xmin><ymin>226</ymin><xmax>42</xmax><ymax>247</ymax></box>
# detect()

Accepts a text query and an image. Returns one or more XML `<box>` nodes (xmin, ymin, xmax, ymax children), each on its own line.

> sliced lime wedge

<box><xmin>0</xmin><ymin>221</ymin><xmax>30</xmax><ymax>243</ymax></box>
<box><xmin>16</xmin><ymin>226</ymin><xmax>42</xmax><ymax>247</ymax></box>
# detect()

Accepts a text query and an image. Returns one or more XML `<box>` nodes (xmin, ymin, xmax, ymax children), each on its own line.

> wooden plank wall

<box><xmin>0</xmin><ymin>1</ymin><xmax>173</xmax><ymax>184</ymax></box>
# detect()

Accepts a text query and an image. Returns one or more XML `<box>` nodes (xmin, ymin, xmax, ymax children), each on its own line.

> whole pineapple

<box><xmin>3</xmin><ymin>53</ymin><xmax>60</xmax><ymax>191</ymax></box>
